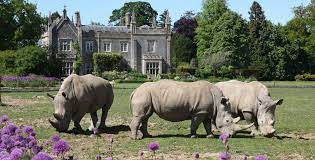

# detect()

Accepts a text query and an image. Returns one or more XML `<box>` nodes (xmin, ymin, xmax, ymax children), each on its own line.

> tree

<box><xmin>73</xmin><ymin>42</ymin><xmax>83</xmax><ymax>75</ymax></box>
<box><xmin>157</xmin><ymin>10</ymin><xmax>171</xmax><ymax>27</ymax></box>
<box><xmin>196</xmin><ymin>0</ymin><xmax>228</xmax><ymax>58</ymax></box>
<box><xmin>90</xmin><ymin>21</ymin><xmax>104</xmax><ymax>26</ymax></box>
<box><xmin>15</xmin><ymin>46</ymin><xmax>49</xmax><ymax>75</ymax></box>
<box><xmin>171</xmin><ymin>11</ymin><xmax>198</xmax><ymax>67</ymax></box>
<box><xmin>285</xmin><ymin>1</ymin><xmax>315</xmax><ymax>72</ymax></box>
<box><xmin>248</xmin><ymin>1</ymin><xmax>273</xmax><ymax>79</ymax></box>
<box><xmin>109</xmin><ymin>1</ymin><xmax>158</xmax><ymax>26</ymax></box>
<box><xmin>0</xmin><ymin>0</ymin><xmax>45</xmax><ymax>50</ymax></box>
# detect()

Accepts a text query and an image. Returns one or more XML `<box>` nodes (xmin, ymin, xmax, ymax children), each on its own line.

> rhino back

<box><xmin>216</xmin><ymin>80</ymin><xmax>257</xmax><ymax>115</ymax></box>
<box><xmin>150</xmin><ymin>80</ymin><xmax>215</xmax><ymax>121</ymax></box>
<box><xmin>72</xmin><ymin>74</ymin><xmax>113</xmax><ymax>112</ymax></box>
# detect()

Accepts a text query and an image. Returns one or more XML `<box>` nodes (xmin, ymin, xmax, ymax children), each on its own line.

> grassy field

<box><xmin>0</xmin><ymin>82</ymin><xmax>314</xmax><ymax>160</ymax></box>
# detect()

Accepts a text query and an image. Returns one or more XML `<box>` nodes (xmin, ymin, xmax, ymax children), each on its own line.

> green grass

<box><xmin>0</xmin><ymin>83</ymin><xmax>314</xmax><ymax>159</ymax></box>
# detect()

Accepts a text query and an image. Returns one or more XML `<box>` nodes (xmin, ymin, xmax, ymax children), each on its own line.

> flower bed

<box><xmin>1</xmin><ymin>75</ymin><xmax>60</xmax><ymax>88</ymax></box>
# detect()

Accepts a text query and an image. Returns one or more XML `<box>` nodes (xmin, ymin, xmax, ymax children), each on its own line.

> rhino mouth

<box><xmin>49</xmin><ymin>114</ymin><xmax>71</xmax><ymax>132</ymax></box>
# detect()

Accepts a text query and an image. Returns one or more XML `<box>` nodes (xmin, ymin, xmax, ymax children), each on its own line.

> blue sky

<box><xmin>30</xmin><ymin>0</ymin><xmax>310</xmax><ymax>25</ymax></box>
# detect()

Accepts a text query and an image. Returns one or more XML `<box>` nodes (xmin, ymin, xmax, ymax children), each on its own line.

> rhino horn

<box><xmin>47</xmin><ymin>93</ymin><xmax>55</xmax><ymax>99</ymax></box>
<box><xmin>53</xmin><ymin>113</ymin><xmax>62</xmax><ymax>120</ymax></box>
<box><xmin>233</xmin><ymin>123</ymin><xmax>254</xmax><ymax>132</ymax></box>
<box><xmin>233</xmin><ymin>117</ymin><xmax>241</xmax><ymax>123</ymax></box>
<box><xmin>49</xmin><ymin>119</ymin><xmax>58</xmax><ymax>129</ymax></box>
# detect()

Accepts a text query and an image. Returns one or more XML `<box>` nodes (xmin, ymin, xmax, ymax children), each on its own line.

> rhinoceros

<box><xmin>47</xmin><ymin>74</ymin><xmax>114</xmax><ymax>132</ymax></box>
<box><xmin>215</xmin><ymin>80</ymin><xmax>283</xmax><ymax>137</ymax></box>
<box><xmin>129</xmin><ymin>80</ymin><xmax>253</xmax><ymax>140</ymax></box>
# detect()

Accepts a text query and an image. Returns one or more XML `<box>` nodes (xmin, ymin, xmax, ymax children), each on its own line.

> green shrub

<box><xmin>0</xmin><ymin>50</ymin><xmax>18</xmax><ymax>74</ymax></box>
<box><xmin>100</xmin><ymin>71</ymin><xmax>147</xmax><ymax>81</ymax></box>
<box><xmin>93</xmin><ymin>52</ymin><xmax>124</xmax><ymax>73</ymax></box>
<box><xmin>176</xmin><ymin>62</ymin><xmax>196</xmax><ymax>75</ymax></box>
<box><xmin>295</xmin><ymin>73</ymin><xmax>315</xmax><ymax>81</ymax></box>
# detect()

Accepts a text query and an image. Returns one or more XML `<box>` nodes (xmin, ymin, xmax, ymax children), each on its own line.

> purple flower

<box><xmin>148</xmin><ymin>142</ymin><xmax>159</xmax><ymax>152</ymax></box>
<box><xmin>52</xmin><ymin>140</ymin><xmax>70</xmax><ymax>155</ymax></box>
<box><xmin>0</xmin><ymin>151</ymin><xmax>10</xmax><ymax>159</ymax></box>
<box><xmin>23</xmin><ymin>126</ymin><xmax>34</xmax><ymax>135</ymax></box>
<box><xmin>31</xmin><ymin>145</ymin><xmax>43</xmax><ymax>154</ymax></box>
<box><xmin>106</xmin><ymin>157</ymin><xmax>113</xmax><ymax>160</ymax></box>
<box><xmin>10</xmin><ymin>148</ymin><xmax>23</xmax><ymax>159</ymax></box>
<box><xmin>96</xmin><ymin>154</ymin><xmax>102</xmax><ymax>160</ymax></box>
<box><xmin>219</xmin><ymin>133</ymin><xmax>229</xmax><ymax>144</ymax></box>
<box><xmin>32</xmin><ymin>152</ymin><xmax>53</xmax><ymax>160</ymax></box>
<box><xmin>193</xmin><ymin>152</ymin><xmax>200</xmax><ymax>159</ymax></box>
<box><xmin>0</xmin><ymin>115</ymin><xmax>9</xmax><ymax>123</ymax></box>
<box><xmin>256</xmin><ymin>155</ymin><xmax>267</xmax><ymax>160</ymax></box>
<box><xmin>219</xmin><ymin>152</ymin><xmax>231</xmax><ymax>160</ymax></box>
<box><xmin>50</xmin><ymin>135</ymin><xmax>60</xmax><ymax>142</ymax></box>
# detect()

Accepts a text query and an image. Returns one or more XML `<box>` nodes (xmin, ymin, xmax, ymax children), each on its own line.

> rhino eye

<box><xmin>226</xmin><ymin>119</ymin><xmax>229</xmax><ymax>123</ymax></box>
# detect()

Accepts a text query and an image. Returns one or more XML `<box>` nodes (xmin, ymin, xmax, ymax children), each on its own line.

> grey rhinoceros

<box><xmin>129</xmin><ymin>80</ymin><xmax>253</xmax><ymax>140</ymax></box>
<box><xmin>47</xmin><ymin>74</ymin><xmax>114</xmax><ymax>132</ymax></box>
<box><xmin>215</xmin><ymin>80</ymin><xmax>283</xmax><ymax>137</ymax></box>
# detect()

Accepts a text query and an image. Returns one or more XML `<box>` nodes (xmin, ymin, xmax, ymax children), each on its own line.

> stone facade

<box><xmin>47</xmin><ymin>8</ymin><xmax>171</xmax><ymax>76</ymax></box>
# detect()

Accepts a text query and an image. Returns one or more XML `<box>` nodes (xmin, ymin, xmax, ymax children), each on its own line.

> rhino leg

<box><xmin>99</xmin><ymin>106</ymin><xmax>109</xmax><ymax>130</ymax></box>
<box><xmin>243</xmin><ymin>111</ymin><xmax>260</xmax><ymax>136</ymax></box>
<box><xmin>72</xmin><ymin>112</ymin><xmax>85</xmax><ymax>133</ymax></box>
<box><xmin>140</xmin><ymin>114</ymin><xmax>153</xmax><ymax>138</ymax></box>
<box><xmin>203</xmin><ymin>119</ymin><xmax>214</xmax><ymax>138</ymax></box>
<box><xmin>89</xmin><ymin>111</ymin><xmax>98</xmax><ymax>131</ymax></box>
<box><xmin>190</xmin><ymin>115</ymin><xmax>206</xmax><ymax>138</ymax></box>
<box><xmin>130</xmin><ymin>117</ymin><xmax>142</xmax><ymax>140</ymax></box>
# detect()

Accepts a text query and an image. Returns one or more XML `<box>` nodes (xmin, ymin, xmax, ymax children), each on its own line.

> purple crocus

<box><xmin>0</xmin><ymin>115</ymin><xmax>9</xmax><ymax>124</ymax></box>
<box><xmin>32</xmin><ymin>152</ymin><xmax>53</xmax><ymax>160</ymax></box>
<box><xmin>105</xmin><ymin>157</ymin><xmax>113</xmax><ymax>160</ymax></box>
<box><xmin>93</xmin><ymin>128</ymin><xmax>99</xmax><ymax>135</ymax></box>
<box><xmin>148</xmin><ymin>142</ymin><xmax>159</xmax><ymax>152</ymax></box>
<box><xmin>219</xmin><ymin>133</ymin><xmax>229</xmax><ymax>144</ymax></box>
<box><xmin>50</xmin><ymin>135</ymin><xmax>61</xmax><ymax>142</ymax></box>
<box><xmin>255</xmin><ymin>155</ymin><xmax>267</xmax><ymax>160</ymax></box>
<box><xmin>219</xmin><ymin>152</ymin><xmax>231</xmax><ymax>160</ymax></box>
<box><xmin>31</xmin><ymin>145</ymin><xmax>43</xmax><ymax>154</ymax></box>
<box><xmin>138</xmin><ymin>150</ymin><xmax>144</xmax><ymax>157</ymax></box>
<box><xmin>23</xmin><ymin>126</ymin><xmax>34</xmax><ymax>135</ymax></box>
<box><xmin>52</xmin><ymin>140</ymin><xmax>70</xmax><ymax>155</ymax></box>
<box><xmin>10</xmin><ymin>148</ymin><xmax>24</xmax><ymax>159</ymax></box>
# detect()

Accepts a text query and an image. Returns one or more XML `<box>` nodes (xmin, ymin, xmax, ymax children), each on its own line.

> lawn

<box><xmin>0</xmin><ymin>82</ymin><xmax>314</xmax><ymax>160</ymax></box>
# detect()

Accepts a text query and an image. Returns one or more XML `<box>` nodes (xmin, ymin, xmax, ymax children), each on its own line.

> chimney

<box><xmin>125</xmin><ymin>12</ymin><xmax>130</xmax><ymax>27</ymax></box>
<box><xmin>75</xmin><ymin>11</ymin><xmax>81</xmax><ymax>27</ymax></box>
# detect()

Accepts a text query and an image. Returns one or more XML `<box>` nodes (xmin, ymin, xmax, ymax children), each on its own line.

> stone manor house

<box><xmin>45</xmin><ymin>8</ymin><xmax>171</xmax><ymax>76</ymax></box>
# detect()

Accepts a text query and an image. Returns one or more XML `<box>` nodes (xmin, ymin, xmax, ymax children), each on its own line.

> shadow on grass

<box><xmin>65</xmin><ymin>125</ymin><xmax>130</xmax><ymax>135</ymax></box>
<box><xmin>151</xmin><ymin>134</ymin><xmax>254</xmax><ymax>139</ymax></box>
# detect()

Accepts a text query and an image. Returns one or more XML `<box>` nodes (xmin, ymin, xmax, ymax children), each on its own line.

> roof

<box><xmin>81</xmin><ymin>25</ymin><xmax>129</xmax><ymax>33</ymax></box>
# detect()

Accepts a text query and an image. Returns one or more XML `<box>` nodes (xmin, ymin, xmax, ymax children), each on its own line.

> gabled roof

<box><xmin>81</xmin><ymin>25</ymin><xmax>129</xmax><ymax>33</ymax></box>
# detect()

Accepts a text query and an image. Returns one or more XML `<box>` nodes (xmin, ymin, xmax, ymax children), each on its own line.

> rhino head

<box><xmin>47</xmin><ymin>92</ymin><xmax>72</xmax><ymax>132</ymax></box>
<box><xmin>215</xmin><ymin>97</ymin><xmax>254</xmax><ymax>136</ymax></box>
<box><xmin>256</xmin><ymin>96</ymin><xmax>283</xmax><ymax>137</ymax></box>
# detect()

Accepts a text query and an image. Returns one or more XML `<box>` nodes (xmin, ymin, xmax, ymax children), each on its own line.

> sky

<box><xmin>30</xmin><ymin>0</ymin><xmax>311</xmax><ymax>25</ymax></box>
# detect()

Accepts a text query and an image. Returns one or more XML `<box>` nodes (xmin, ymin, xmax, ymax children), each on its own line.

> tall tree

<box><xmin>109</xmin><ymin>1</ymin><xmax>158</xmax><ymax>26</ymax></box>
<box><xmin>195</xmin><ymin>0</ymin><xmax>228</xmax><ymax>58</ymax></box>
<box><xmin>248</xmin><ymin>1</ymin><xmax>272</xmax><ymax>79</ymax></box>
<box><xmin>286</xmin><ymin>1</ymin><xmax>315</xmax><ymax>72</ymax></box>
<box><xmin>157</xmin><ymin>10</ymin><xmax>171</xmax><ymax>27</ymax></box>
<box><xmin>0</xmin><ymin>0</ymin><xmax>45</xmax><ymax>50</ymax></box>
<box><xmin>171</xmin><ymin>11</ymin><xmax>198</xmax><ymax>67</ymax></box>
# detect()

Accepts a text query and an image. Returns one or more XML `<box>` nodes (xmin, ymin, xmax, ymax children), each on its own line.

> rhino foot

<box><xmin>206</xmin><ymin>134</ymin><xmax>214</xmax><ymax>138</ymax></box>
<box><xmin>191</xmin><ymin>135</ymin><xmax>197</xmax><ymax>138</ymax></box>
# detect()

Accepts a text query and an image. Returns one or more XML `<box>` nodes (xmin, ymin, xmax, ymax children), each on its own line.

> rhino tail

<box><xmin>129</xmin><ymin>89</ymin><xmax>136</xmax><ymax>113</ymax></box>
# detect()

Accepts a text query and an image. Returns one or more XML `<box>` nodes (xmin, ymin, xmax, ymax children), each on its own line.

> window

<box><xmin>86</xmin><ymin>41</ymin><xmax>94</xmax><ymax>52</ymax></box>
<box><xmin>147</xmin><ymin>40</ymin><xmax>156</xmax><ymax>53</ymax></box>
<box><xmin>146</xmin><ymin>62</ymin><xmax>159</xmax><ymax>75</ymax></box>
<box><xmin>60</xmin><ymin>40</ymin><xmax>71</xmax><ymax>51</ymax></box>
<box><xmin>62</xmin><ymin>62</ymin><xmax>73</xmax><ymax>76</ymax></box>
<box><xmin>120</xmin><ymin>42</ymin><xmax>128</xmax><ymax>52</ymax></box>
<box><xmin>104</xmin><ymin>42</ymin><xmax>111</xmax><ymax>52</ymax></box>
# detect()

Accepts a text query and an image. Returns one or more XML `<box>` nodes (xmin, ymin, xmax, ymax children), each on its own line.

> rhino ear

<box><xmin>274</xmin><ymin>99</ymin><xmax>283</xmax><ymax>106</ymax></box>
<box><xmin>221</xmin><ymin>97</ymin><xmax>229</xmax><ymax>104</ymax></box>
